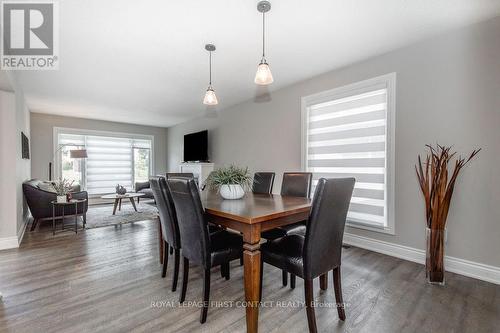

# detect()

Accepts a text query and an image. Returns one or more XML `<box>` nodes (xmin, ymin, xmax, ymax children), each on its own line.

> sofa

<box><xmin>23</xmin><ymin>179</ymin><xmax>88</xmax><ymax>231</ymax></box>
<box><xmin>135</xmin><ymin>181</ymin><xmax>155</xmax><ymax>202</ymax></box>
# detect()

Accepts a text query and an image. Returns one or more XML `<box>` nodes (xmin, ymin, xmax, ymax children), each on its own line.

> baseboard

<box><xmin>343</xmin><ymin>233</ymin><xmax>500</xmax><ymax>285</ymax></box>
<box><xmin>17</xmin><ymin>220</ymin><xmax>27</xmax><ymax>246</ymax></box>
<box><xmin>0</xmin><ymin>236</ymin><xmax>19</xmax><ymax>250</ymax></box>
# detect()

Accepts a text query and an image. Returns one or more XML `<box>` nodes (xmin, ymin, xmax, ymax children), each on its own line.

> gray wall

<box><xmin>30</xmin><ymin>113</ymin><xmax>168</xmax><ymax>181</ymax></box>
<box><xmin>0</xmin><ymin>71</ymin><xmax>31</xmax><ymax>246</ymax></box>
<box><xmin>167</xmin><ymin>17</ymin><xmax>500</xmax><ymax>267</ymax></box>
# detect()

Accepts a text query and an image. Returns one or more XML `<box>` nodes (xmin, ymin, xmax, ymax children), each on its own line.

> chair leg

<box><xmin>290</xmin><ymin>274</ymin><xmax>296</xmax><ymax>289</ymax></box>
<box><xmin>220</xmin><ymin>264</ymin><xmax>226</xmax><ymax>278</ymax></box>
<box><xmin>320</xmin><ymin>273</ymin><xmax>328</xmax><ymax>290</ymax></box>
<box><xmin>172</xmin><ymin>249</ymin><xmax>180</xmax><ymax>292</ymax></box>
<box><xmin>304</xmin><ymin>279</ymin><xmax>318</xmax><ymax>333</ymax></box>
<box><xmin>179</xmin><ymin>257</ymin><xmax>189</xmax><ymax>303</ymax></box>
<box><xmin>200</xmin><ymin>268</ymin><xmax>211</xmax><ymax>324</ymax></box>
<box><xmin>161</xmin><ymin>241</ymin><xmax>169</xmax><ymax>278</ymax></box>
<box><xmin>30</xmin><ymin>218</ymin><xmax>38</xmax><ymax>231</ymax></box>
<box><xmin>223</xmin><ymin>262</ymin><xmax>230</xmax><ymax>280</ymax></box>
<box><xmin>333</xmin><ymin>267</ymin><xmax>346</xmax><ymax>321</ymax></box>
<box><xmin>259</xmin><ymin>258</ymin><xmax>264</xmax><ymax>302</ymax></box>
<box><xmin>282</xmin><ymin>270</ymin><xmax>288</xmax><ymax>286</ymax></box>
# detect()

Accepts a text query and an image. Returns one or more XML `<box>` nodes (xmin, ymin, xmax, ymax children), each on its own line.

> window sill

<box><xmin>346</xmin><ymin>221</ymin><xmax>395</xmax><ymax>235</ymax></box>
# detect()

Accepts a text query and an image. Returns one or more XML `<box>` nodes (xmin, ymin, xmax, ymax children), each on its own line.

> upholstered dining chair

<box><xmin>261</xmin><ymin>172</ymin><xmax>313</xmax><ymax>286</ymax></box>
<box><xmin>252</xmin><ymin>172</ymin><xmax>275</xmax><ymax>194</ymax></box>
<box><xmin>166</xmin><ymin>172</ymin><xmax>195</xmax><ymax>179</ymax></box>
<box><xmin>167</xmin><ymin>178</ymin><xmax>243</xmax><ymax>323</ymax></box>
<box><xmin>150</xmin><ymin>176</ymin><xmax>182</xmax><ymax>292</ymax></box>
<box><xmin>260</xmin><ymin>177</ymin><xmax>355</xmax><ymax>333</ymax></box>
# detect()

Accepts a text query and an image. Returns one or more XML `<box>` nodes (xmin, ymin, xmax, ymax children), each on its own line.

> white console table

<box><xmin>179</xmin><ymin>163</ymin><xmax>214</xmax><ymax>187</ymax></box>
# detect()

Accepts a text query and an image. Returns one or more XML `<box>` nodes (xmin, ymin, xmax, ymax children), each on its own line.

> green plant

<box><xmin>206</xmin><ymin>165</ymin><xmax>252</xmax><ymax>191</ymax></box>
<box><xmin>52</xmin><ymin>178</ymin><xmax>75</xmax><ymax>196</ymax></box>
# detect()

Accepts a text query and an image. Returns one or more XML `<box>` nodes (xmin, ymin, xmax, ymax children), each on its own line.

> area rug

<box><xmin>85</xmin><ymin>200</ymin><xmax>158</xmax><ymax>229</ymax></box>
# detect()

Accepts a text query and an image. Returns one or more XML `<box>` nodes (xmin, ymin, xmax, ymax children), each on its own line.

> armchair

<box><xmin>23</xmin><ymin>179</ymin><xmax>88</xmax><ymax>231</ymax></box>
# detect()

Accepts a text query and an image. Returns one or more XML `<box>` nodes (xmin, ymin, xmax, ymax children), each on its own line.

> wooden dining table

<box><xmin>157</xmin><ymin>191</ymin><xmax>312</xmax><ymax>332</ymax></box>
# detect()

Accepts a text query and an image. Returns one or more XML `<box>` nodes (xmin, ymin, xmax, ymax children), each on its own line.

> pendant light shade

<box><xmin>203</xmin><ymin>87</ymin><xmax>218</xmax><ymax>105</ymax></box>
<box><xmin>255</xmin><ymin>1</ymin><xmax>273</xmax><ymax>86</ymax></box>
<box><xmin>203</xmin><ymin>44</ymin><xmax>218</xmax><ymax>105</ymax></box>
<box><xmin>254</xmin><ymin>61</ymin><xmax>273</xmax><ymax>85</ymax></box>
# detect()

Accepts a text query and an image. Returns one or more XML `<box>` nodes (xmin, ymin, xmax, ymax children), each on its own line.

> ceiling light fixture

<box><xmin>203</xmin><ymin>44</ymin><xmax>218</xmax><ymax>105</ymax></box>
<box><xmin>254</xmin><ymin>1</ymin><xmax>273</xmax><ymax>85</ymax></box>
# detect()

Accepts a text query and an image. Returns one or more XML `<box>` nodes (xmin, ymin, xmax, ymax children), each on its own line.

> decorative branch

<box><xmin>415</xmin><ymin>145</ymin><xmax>480</xmax><ymax>230</ymax></box>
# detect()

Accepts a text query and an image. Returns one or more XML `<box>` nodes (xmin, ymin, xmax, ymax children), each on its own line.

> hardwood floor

<box><xmin>1</xmin><ymin>219</ymin><xmax>499</xmax><ymax>333</ymax></box>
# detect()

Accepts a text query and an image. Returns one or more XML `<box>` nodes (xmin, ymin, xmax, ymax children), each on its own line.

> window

<box><xmin>55</xmin><ymin>128</ymin><xmax>153</xmax><ymax>196</ymax></box>
<box><xmin>301</xmin><ymin>73</ymin><xmax>395</xmax><ymax>234</ymax></box>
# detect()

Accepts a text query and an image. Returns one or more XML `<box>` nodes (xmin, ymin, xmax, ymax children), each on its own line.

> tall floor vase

<box><xmin>426</xmin><ymin>227</ymin><xmax>446</xmax><ymax>285</ymax></box>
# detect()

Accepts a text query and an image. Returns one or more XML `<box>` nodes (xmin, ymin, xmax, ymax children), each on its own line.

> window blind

<box><xmin>57</xmin><ymin>132</ymin><xmax>152</xmax><ymax>195</ymax></box>
<box><xmin>305</xmin><ymin>88</ymin><xmax>388</xmax><ymax>227</ymax></box>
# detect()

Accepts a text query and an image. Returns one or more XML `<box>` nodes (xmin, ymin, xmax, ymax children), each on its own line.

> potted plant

<box><xmin>206</xmin><ymin>165</ymin><xmax>252</xmax><ymax>200</ymax></box>
<box><xmin>415</xmin><ymin>145</ymin><xmax>480</xmax><ymax>285</ymax></box>
<box><xmin>52</xmin><ymin>178</ymin><xmax>75</xmax><ymax>203</ymax></box>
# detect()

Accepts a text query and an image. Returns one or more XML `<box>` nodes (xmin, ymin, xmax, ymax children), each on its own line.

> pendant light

<box><xmin>254</xmin><ymin>1</ymin><xmax>273</xmax><ymax>85</ymax></box>
<box><xmin>203</xmin><ymin>44</ymin><xmax>218</xmax><ymax>105</ymax></box>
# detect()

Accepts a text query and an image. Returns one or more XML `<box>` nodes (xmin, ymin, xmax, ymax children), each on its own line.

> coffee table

<box><xmin>101</xmin><ymin>193</ymin><xmax>145</xmax><ymax>215</ymax></box>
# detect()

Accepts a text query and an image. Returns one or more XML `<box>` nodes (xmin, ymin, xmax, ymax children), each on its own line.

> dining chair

<box><xmin>166</xmin><ymin>172</ymin><xmax>195</xmax><ymax>179</ymax></box>
<box><xmin>167</xmin><ymin>178</ymin><xmax>243</xmax><ymax>323</ymax></box>
<box><xmin>150</xmin><ymin>176</ymin><xmax>182</xmax><ymax>292</ymax></box>
<box><xmin>261</xmin><ymin>172</ymin><xmax>313</xmax><ymax>286</ymax></box>
<box><xmin>260</xmin><ymin>178</ymin><xmax>355</xmax><ymax>333</ymax></box>
<box><xmin>252</xmin><ymin>172</ymin><xmax>275</xmax><ymax>194</ymax></box>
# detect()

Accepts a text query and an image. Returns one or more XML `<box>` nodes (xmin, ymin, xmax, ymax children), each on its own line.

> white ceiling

<box><xmin>15</xmin><ymin>0</ymin><xmax>500</xmax><ymax>127</ymax></box>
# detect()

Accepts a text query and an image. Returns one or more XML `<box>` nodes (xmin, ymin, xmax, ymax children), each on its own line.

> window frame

<box><xmin>53</xmin><ymin>127</ymin><xmax>154</xmax><ymax>196</ymax></box>
<box><xmin>301</xmin><ymin>73</ymin><xmax>396</xmax><ymax>235</ymax></box>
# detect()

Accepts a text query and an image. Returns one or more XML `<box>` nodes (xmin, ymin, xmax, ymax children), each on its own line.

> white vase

<box><xmin>56</xmin><ymin>195</ymin><xmax>67</xmax><ymax>203</ymax></box>
<box><xmin>219</xmin><ymin>184</ymin><xmax>245</xmax><ymax>200</ymax></box>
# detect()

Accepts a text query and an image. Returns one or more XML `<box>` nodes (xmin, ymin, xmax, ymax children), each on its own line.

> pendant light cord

<box><xmin>262</xmin><ymin>12</ymin><xmax>266</xmax><ymax>59</ymax></box>
<box><xmin>209</xmin><ymin>51</ymin><xmax>212</xmax><ymax>86</ymax></box>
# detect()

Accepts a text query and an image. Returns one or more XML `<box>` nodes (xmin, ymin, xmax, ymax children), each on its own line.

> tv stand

<box><xmin>179</xmin><ymin>162</ymin><xmax>214</xmax><ymax>187</ymax></box>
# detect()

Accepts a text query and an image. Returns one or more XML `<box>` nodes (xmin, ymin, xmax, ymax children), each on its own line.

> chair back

<box><xmin>166</xmin><ymin>173</ymin><xmax>195</xmax><ymax>179</ymax></box>
<box><xmin>150</xmin><ymin>176</ymin><xmax>181</xmax><ymax>249</ymax></box>
<box><xmin>303</xmin><ymin>178</ymin><xmax>355</xmax><ymax>279</ymax></box>
<box><xmin>281</xmin><ymin>172</ymin><xmax>313</xmax><ymax>198</ymax></box>
<box><xmin>167</xmin><ymin>178</ymin><xmax>211</xmax><ymax>268</ymax></box>
<box><xmin>252</xmin><ymin>172</ymin><xmax>275</xmax><ymax>194</ymax></box>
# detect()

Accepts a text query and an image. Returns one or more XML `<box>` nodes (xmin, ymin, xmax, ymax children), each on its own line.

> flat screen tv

<box><xmin>184</xmin><ymin>130</ymin><xmax>208</xmax><ymax>162</ymax></box>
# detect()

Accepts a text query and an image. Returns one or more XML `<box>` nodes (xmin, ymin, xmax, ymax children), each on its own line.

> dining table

<box><xmin>157</xmin><ymin>191</ymin><xmax>312</xmax><ymax>332</ymax></box>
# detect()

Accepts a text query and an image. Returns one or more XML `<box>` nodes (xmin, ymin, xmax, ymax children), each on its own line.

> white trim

<box><xmin>301</xmin><ymin>73</ymin><xmax>396</xmax><ymax>235</ymax></box>
<box><xmin>17</xmin><ymin>219</ymin><xmax>27</xmax><ymax>246</ymax></box>
<box><xmin>344</xmin><ymin>233</ymin><xmax>500</xmax><ymax>285</ymax></box>
<box><xmin>0</xmin><ymin>236</ymin><xmax>18</xmax><ymax>250</ymax></box>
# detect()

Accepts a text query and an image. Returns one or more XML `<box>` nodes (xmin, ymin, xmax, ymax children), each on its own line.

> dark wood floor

<box><xmin>0</xmin><ymin>219</ymin><xmax>499</xmax><ymax>333</ymax></box>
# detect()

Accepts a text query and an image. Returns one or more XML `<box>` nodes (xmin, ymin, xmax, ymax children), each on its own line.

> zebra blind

<box><xmin>303</xmin><ymin>76</ymin><xmax>394</xmax><ymax>229</ymax></box>
<box><xmin>58</xmin><ymin>132</ymin><xmax>152</xmax><ymax>195</ymax></box>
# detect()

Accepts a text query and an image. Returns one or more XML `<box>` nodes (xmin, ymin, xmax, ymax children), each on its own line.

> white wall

<box><xmin>167</xmin><ymin>17</ymin><xmax>500</xmax><ymax>272</ymax></box>
<box><xmin>0</xmin><ymin>72</ymin><xmax>31</xmax><ymax>249</ymax></box>
<box><xmin>30</xmin><ymin>113</ymin><xmax>169</xmax><ymax>181</ymax></box>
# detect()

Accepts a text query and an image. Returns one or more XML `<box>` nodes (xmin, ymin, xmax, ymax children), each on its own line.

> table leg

<box><xmin>112</xmin><ymin>199</ymin><xmax>119</xmax><ymax>215</ymax></box>
<box><xmin>75</xmin><ymin>202</ymin><xmax>78</xmax><ymax>234</ymax></box>
<box><xmin>243</xmin><ymin>226</ymin><xmax>261</xmax><ymax>333</ymax></box>
<box><xmin>52</xmin><ymin>204</ymin><xmax>55</xmax><ymax>236</ymax></box>
<box><xmin>119</xmin><ymin>198</ymin><xmax>122</xmax><ymax>211</ymax></box>
<box><xmin>129</xmin><ymin>197</ymin><xmax>138</xmax><ymax>212</ymax></box>
<box><xmin>158</xmin><ymin>219</ymin><xmax>164</xmax><ymax>264</ymax></box>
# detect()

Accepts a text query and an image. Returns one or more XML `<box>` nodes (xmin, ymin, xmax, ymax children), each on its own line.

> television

<box><xmin>183</xmin><ymin>130</ymin><xmax>208</xmax><ymax>162</ymax></box>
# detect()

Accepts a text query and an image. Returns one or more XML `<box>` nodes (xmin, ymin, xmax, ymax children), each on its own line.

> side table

<box><xmin>51</xmin><ymin>199</ymin><xmax>87</xmax><ymax>235</ymax></box>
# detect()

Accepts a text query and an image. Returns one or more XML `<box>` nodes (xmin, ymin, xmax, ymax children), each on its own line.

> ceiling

<box><xmin>14</xmin><ymin>0</ymin><xmax>500</xmax><ymax>127</ymax></box>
